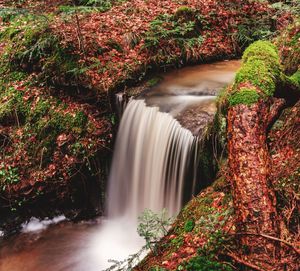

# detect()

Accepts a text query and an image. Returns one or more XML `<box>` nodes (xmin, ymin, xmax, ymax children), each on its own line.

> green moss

<box><xmin>212</xmin><ymin>176</ymin><xmax>228</xmax><ymax>191</ymax></box>
<box><xmin>228</xmin><ymin>88</ymin><xmax>260</xmax><ymax>106</ymax></box>
<box><xmin>228</xmin><ymin>41</ymin><xmax>283</xmax><ymax>107</ymax></box>
<box><xmin>170</xmin><ymin>236</ymin><xmax>184</xmax><ymax>249</ymax></box>
<box><xmin>70</xmin><ymin>142</ymin><xmax>86</xmax><ymax>157</ymax></box>
<box><xmin>26</xmin><ymin>105</ymin><xmax>88</xmax><ymax>164</ymax></box>
<box><xmin>0</xmin><ymin>8</ymin><xmax>29</xmax><ymax>23</ymax></box>
<box><xmin>149</xmin><ymin>267</ymin><xmax>166</xmax><ymax>271</ymax></box>
<box><xmin>0</xmin><ymin>81</ymin><xmax>90</xmax><ymax>165</ymax></box>
<box><xmin>32</xmin><ymin>108</ymin><xmax>87</xmax><ymax>141</ymax></box>
<box><xmin>242</xmin><ymin>40</ymin><xmax>279</xmax><ymax>63</ymax></box>
<box><xmin>27</xmin><ymin>99</ymin><xmax>51</xmax><ymax>123</ymax></box>
<box><xmin>77</xmin><ymin>0</ymin><xmax>126</xmax><ymax>8</ymax></box>
<box><xmin>235</xmin><ymin>58</ymin><xmax>279</xmax><ymax>96</ymax></box>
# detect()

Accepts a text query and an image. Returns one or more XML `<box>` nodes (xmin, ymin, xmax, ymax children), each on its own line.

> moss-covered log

<box><xmin>226</xmin><ymin>41</ymin><xmax>293</xmax><ymax>267</ymax></box>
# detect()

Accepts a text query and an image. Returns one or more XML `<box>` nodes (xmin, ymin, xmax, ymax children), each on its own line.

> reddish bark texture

<box><xmin>227</xmin><ymin>99</ymin><xmax>281</xmax><ymax>264</ymax></box>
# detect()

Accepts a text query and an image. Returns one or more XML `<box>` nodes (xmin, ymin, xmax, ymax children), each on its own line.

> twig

<box><xmin>234</xmin><ymin>232</ymin><xmax>300</xmax><ymax>255</ymax></box>
<box><xmin>226</xmin><ymin>252</ymin><xmax>265</xmax><ymax>271</ymax></box>
<box><xmin>221</xmin><ymin>260</ymin><xmax>237</xmax><ymax>270</ymax></box>
<box><xmin>39</xmin><ymin>147</ymin><xmax>46</xmax><ymax>169</ymax></box>
<box><xmin>14</xmin><ymin>108</ymin><xmax>20</xmax><ymax>128</ymax></box>
<box><xmin>286</xmin><ymin>195</ymin><xmax>297</xmax><ymax>227</ymax></box>
<box><xmin>72</xmin><ymin>0</ymin><xmax>86</xmax><ymax>57</ymax></box>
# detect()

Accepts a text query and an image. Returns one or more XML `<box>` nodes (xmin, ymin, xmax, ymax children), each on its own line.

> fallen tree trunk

<box><xmin>228</xmin><ymin>100</ymin><xmax>280</xmax><ymax>264</ymax></box>
<box><xmin>226</xmin><ymin>41</ymin><xmax>298</xmax><ymax>267</ymax></box>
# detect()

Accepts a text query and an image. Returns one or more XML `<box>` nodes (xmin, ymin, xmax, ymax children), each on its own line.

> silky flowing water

<box><xmin>0</xmin><ymin>60</ymin><xmax>240</xmax><ymax>271</ymax></box>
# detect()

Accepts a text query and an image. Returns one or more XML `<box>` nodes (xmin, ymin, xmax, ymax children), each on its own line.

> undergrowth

<box><xmin>275</xmin><ymin>20</ymin><xmax>300</xmax><ymax>74</ymax></box>
<box><xmin>0</xmin><ymin>85</ymin><xmax>90</xmax><ymax>168</ymax></box>
<box><xmin>0</xmin><ymin>14</ymin><xmax>81</xmax><ymax>86</ymax></box>
<box><xmin>143</xmin><ymin>7</ymin><xmax>204</xmax><ymax>66</ymax></box>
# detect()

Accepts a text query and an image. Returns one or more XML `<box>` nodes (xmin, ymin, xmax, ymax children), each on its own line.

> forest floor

<box><xmin>1</xmin><ymin>0</ymin><xmax>281</xmax><ymax>228</ymax></box>
<box><xmin>0</xmin><ymin>1</ymin><xmax>299</xmax><ymax>270</ymax></box>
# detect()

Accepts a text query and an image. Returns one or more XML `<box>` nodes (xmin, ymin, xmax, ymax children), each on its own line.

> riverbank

<box><xmin>0</xmin><ymin>0</ymin><xmax>298</xmax><ymax>249</ymax></box>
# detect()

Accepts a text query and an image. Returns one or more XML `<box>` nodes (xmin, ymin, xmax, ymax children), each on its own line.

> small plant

<box><xmin>0</xmin><ymin>164</ymin><xmax>20</xmax><ymax>190</ymax></box>
<box><xmin>174</xmin><ymin>6</ymin><xmax>196</xmax><ymax>20</ymax></box>
<box><xmin>105</xmin><ymin>209</ymin><xmax>173</xmax><ymax>271</ymax></box>
<box><xmin>229</xmin><ymin>1</ymin><xmax>276</xmax><ymax>50</ymax></box>
<box><xmin>105</xmin><ymin>249</ymin><xmax>145</xmax><ymax>271</ymax></box>
<box><xmin>184</xmin><ymin>219</ymin><xmax>195</xmax><ymax>232</ymax></box>
<box><xmin>137</xmin><ymin>208</ymin><xmax>173</xmax><ymax>252</ymax></box>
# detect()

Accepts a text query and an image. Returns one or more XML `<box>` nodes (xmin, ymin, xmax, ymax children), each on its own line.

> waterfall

<box><xmin>88</xmin><ymin>60</ymin><xmax>240</xmax><ymax>269</ymax></box>
<box><xmin>115</xmin><ymin>92</ymin><xmax>128</xmax><ymax>117</ymax></box>
<box><xmin>107</xmin><ymin>99</ymin><xmax>198</xmax><ymax>219</ymax></box>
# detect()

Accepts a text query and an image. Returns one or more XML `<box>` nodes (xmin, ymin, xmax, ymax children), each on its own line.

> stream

<box><xmin>0</xmin><ymin>60</ymin><xmax>240</xmax><ymax>271</ymax></box>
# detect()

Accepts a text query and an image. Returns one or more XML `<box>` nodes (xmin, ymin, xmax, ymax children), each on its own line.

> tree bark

<box><xmin>227</xmin><ymin>97</ymin><xmax>282</xmax><ymax>266</ymax></box>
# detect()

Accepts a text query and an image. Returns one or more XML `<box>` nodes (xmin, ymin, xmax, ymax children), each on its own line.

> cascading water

<box><xmin>108</xmin><ymin>99</ymin><xmax>198</xmax><ymax>218</ymax></box>
<box><xmin>115</xmin><ymin>92</ymin><xmax>127</xmax><ymax>117</ymax></box>
<box><xmin>87</xmin><ymin>98</ymin><xmax>202</xmax><ymax>269</ymax></box>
